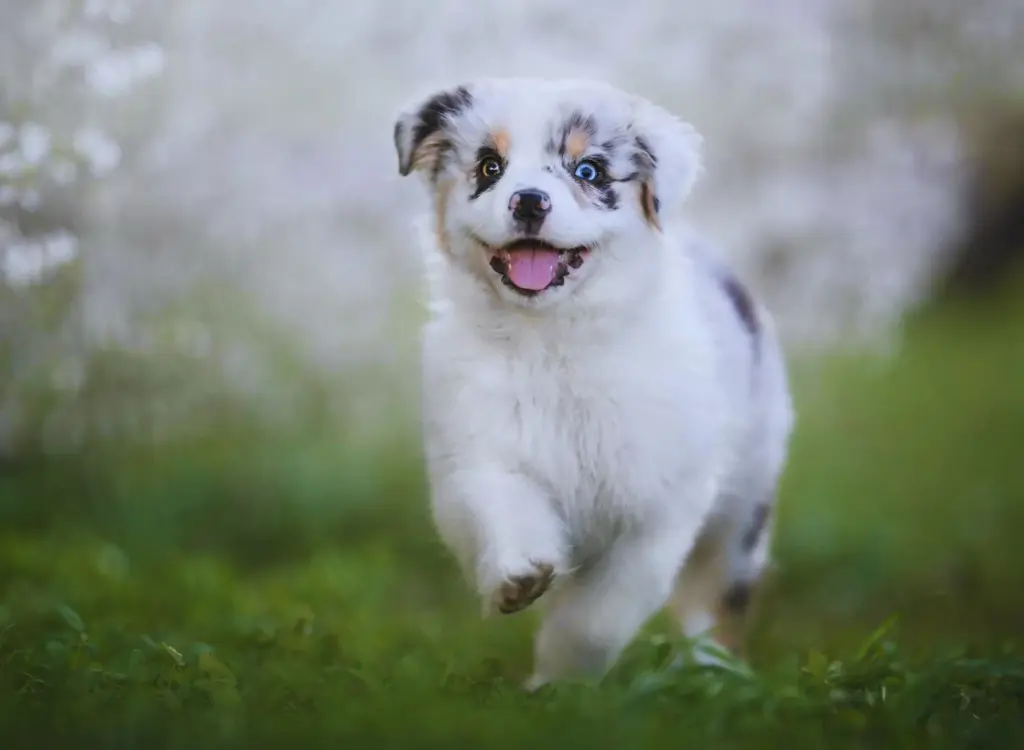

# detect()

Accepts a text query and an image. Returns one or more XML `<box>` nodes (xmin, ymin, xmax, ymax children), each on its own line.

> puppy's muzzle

<box><xmin>510</xmin><ymin>188</ymin><xmax>551</xmax><ymax>235</ymax></box>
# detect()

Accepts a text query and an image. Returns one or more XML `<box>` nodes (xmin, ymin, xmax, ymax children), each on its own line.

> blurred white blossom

<box><xmin>85</xmin><ymin>0</ymin><xmax>133</xmax><ymax>24</ymax></box>
<box><xmin>49</xmin><ymin>29</ymin><xmax>109</xmax><ymax>69</ymax></box>
<box><xmin>17</xmin><ymin>188</ymin><xmax>43</xmax><ymax>212</ymax></box>
<box><xmin>0</xmin><ymin>152</ymin><xmax>27</xmax><ymax>178</ymax></box>
<box><xmin>0</xmin><ymin>122</ymin><xmax>15</xmax><ymax>148</ymax></box>
<box><xmin>73</xmin><ymin>126</ymin><xmax>122</xmax><ymax>176</ymax></box>
<box><xmin>85</xmin><ymin>43</ymin><xmax>165</xmax><ymax>98</ymax></box>
<box><xmin>18</xmin><ymin>122</ymin><xmax>53</xmax><ymax>164</ymax></box>
<box><xmin>0</xmin><ymin>228</ymin><xmax>79</xmax><ymax>287</ymax></box>
<box><xmin>49</xmin><ymin>159</ymin><xmax>79</xmax><ymax>185</ymax></box>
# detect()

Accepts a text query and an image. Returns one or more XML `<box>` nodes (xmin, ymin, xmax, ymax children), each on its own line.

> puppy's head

<box><xmin>394</xmin><ymin>78</ymin><xmax>702</xmax><ymax>308</ymax></box>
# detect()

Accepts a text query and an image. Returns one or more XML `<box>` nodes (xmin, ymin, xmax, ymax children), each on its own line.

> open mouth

<box><xmin>483</xmin><ymin>238</ymin><xmax>591</xmax><ymax>296</ymax></box>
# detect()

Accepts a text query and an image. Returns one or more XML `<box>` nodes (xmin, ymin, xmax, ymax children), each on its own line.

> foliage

<box><xmin>1</xmin><ymin>557</ymin><xmax>1022</xmax><ymax>749</ymax></box>
<box><xmin>2</xmin><ymin>269</ymin><xmax>1024</xmax><ymax>748</ymax></box>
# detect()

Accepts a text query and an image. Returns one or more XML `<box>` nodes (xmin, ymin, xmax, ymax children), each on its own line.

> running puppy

<box><xmin>393</xmin><ymin>78</ymin><xmax>795</xmax><ymax>689</ymax></box>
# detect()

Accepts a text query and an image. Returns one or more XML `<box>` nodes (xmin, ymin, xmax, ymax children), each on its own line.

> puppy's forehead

<box><xmin>455</xmin><ymin>80</ymin><xmax>635</xmax><ymax>152</ymax></box>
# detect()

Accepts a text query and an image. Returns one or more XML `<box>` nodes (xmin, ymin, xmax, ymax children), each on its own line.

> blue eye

<box><xmin>574</xmin><ymin>160</ymin><xmax>601</xmax><ymax>182</ymax></box>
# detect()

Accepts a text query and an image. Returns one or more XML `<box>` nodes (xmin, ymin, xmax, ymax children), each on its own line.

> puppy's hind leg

<box><xmin>670</xmin><ymin>497</ymin><xmax>774</xmax><ymax>659</ymax></box>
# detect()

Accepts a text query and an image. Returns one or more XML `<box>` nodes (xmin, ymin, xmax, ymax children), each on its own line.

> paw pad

<box><xmin>496</xmin><ymin>563</ymin><xmax>555</xmax><ymax>614</ymax></box>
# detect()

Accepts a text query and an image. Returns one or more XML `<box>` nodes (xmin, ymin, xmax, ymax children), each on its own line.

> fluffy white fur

<box><xmin>393</xmin><ymin>78</ymin><xmax>794</xmax><ymax>689</ymax></box>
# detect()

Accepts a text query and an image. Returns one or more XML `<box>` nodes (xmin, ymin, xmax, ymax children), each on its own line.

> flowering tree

<box><xmin>1</xmin><ymin>0</ymin><xmax>1020</xmax><ymax>456</ymax></box>
<box><xmin>1</xmin><ymin>0</ymin><xmax>163</xmax><ymax>284</ymax></box>
<box><xmin>0</xmin><ymin>0</ymin><xmax>163</xmax><ymax>454</ymax></box>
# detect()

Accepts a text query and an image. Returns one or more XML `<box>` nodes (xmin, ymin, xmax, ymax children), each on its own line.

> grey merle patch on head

<box><xmin>541</xmin><ymin>110</ymin><xmax>658</xmax><ymax>215</ymax></box>
<box><xmin>549</xmin><ymin>110</ymin><xmax>597</xmax><ymax>158</ymax></box>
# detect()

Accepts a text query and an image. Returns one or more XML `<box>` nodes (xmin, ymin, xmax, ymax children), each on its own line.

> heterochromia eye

<box><xmin>480</xmin><ymin>156</ymin><xmax>503</xmax><ymax>179</ymax></box>
<box><xmin>574</xmin><ymin>160</ymin><xmax>601</xmax><ymax>182</ymax></box>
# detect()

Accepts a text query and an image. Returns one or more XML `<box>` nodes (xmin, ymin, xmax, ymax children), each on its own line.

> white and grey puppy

<box><xmin>393</xmin><ymin>78</ymin><xmax>794</xmax><ymax>689</ymax></box>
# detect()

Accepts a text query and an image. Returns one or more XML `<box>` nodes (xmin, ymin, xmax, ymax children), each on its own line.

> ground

<box><xmin>2</xmin><ymin>270</ymin><xmax>1024</xmax><ymax>749</ymax></box>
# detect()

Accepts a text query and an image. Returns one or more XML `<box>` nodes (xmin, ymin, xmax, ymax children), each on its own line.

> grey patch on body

<box><xmin>720</xmin><ymin>580</ymin><xmax>753</xmax><ymax>615</ymax></box>
<box><xmin>717</xmin><ymin>270</ymin><xmax>761</xmax><ymax>355</ymax></box>
<box><xmin>741</xmin><ymin>501</ymin><xmax>772</xmax><ymax>552</ymax></box>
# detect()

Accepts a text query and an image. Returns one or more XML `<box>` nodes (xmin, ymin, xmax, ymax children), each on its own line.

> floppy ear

<box><xmin>393</xmin><ymin>85</ymin><xmax>474</xmax><ymax>178</ymax></box>
<box><xmin>630</xmin><ymin>101</ymin><xmax>703</xmax><ymax>228</ymax></box>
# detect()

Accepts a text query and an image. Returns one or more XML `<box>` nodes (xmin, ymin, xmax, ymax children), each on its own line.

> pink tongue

<box><xmin>506</xmin><ymin>249</ymin><xmax>561</xmax><ymax>291</ymax></box>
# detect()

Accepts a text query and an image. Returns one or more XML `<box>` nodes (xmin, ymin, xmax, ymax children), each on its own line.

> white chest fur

<box><xmin>420</xmin><ymin>292</ymin><xmax>731</xmax><ymax>554</ymax></box>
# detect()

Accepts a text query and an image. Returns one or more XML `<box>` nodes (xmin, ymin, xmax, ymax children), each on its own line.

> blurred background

<box><xmin>1</xmin><ymin>0</ymin><xmax>1024</xmax><ymax>712</ymax></box>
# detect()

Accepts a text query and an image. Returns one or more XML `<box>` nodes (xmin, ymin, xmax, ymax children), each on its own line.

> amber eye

<box><xmin>479</xmin><ymin>156</ymin><xmax>503</xmax><ymax>179</ymax></box>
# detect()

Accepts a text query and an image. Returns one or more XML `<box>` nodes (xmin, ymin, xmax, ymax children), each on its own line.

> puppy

<box><xmin>393</xmin><ymin>78</ymin><xmax>794</xmax><ymax>689</ymax></box>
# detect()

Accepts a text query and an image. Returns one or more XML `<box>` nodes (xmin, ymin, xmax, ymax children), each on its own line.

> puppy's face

<box><xmin>394</xmin><ymin>78</ymin><xmax>702</xmax><ymax>308</ymax></box>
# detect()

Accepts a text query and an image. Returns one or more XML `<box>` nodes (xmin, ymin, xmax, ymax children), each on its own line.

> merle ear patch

<box><xmin>629</xmin><ymin>103</ymin><xmax>702</xmax><ymax>221</ymax></box>
<box><xmin>633</xmin><ymin>135</ymin><xmax>657</xmax><ymax>171</ymax></box>
<box><xmin>394</xmin><ymin>86</ymin><xmax>473</xmax><ymax>178</ymax></box>
<box><xmin>633</xmin><ymin>135</ymin><xmax>661</xmax><ymax>229</ymax></box>
<box><xmin>640</xmin><ymin>182</ymin><xmax>660</xmax><ymax>230</ymax></box>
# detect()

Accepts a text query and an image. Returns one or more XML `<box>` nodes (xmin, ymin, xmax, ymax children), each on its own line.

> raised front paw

<box><xmin>493</xmin><ymin>562</ymin><xmax>556</xmax><ymax>615</ymax></box>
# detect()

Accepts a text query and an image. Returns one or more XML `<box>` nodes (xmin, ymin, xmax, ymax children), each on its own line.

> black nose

<box><xmin>509</xmin><ymin>189</ymin><xmax>551</xmax><ymax>225</ymax></box>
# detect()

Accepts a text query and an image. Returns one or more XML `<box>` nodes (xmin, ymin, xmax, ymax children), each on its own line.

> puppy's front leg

<box><xmin>430</xmin><ymin>465</ymin><xmax>568</xmax><ymax>616</ymax></box>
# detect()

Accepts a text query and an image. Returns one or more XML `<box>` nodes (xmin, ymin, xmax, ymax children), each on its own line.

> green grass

<box><xmin>2</xmin><ymin>272</ymin><xmax>1024</xmax><ymax>748</ymax></box>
